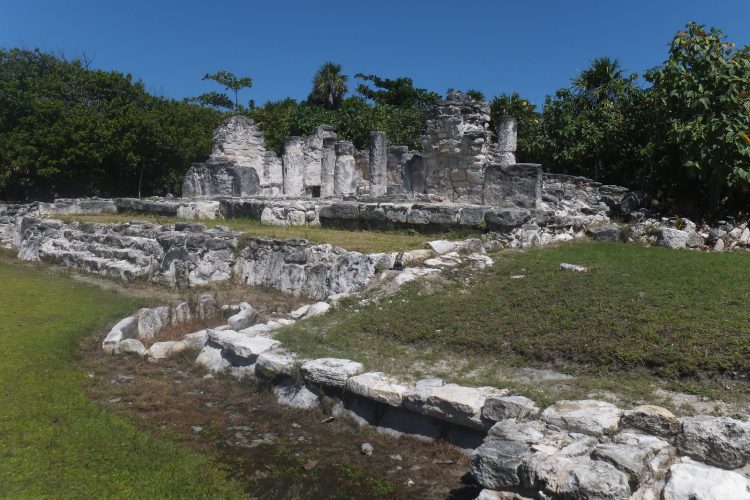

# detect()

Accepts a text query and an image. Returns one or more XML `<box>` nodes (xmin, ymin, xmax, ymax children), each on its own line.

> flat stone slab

<box><xmin>621</xmin><ymin>404</ymin><xmax>680</xmax><ymax>437</ymax></box>
<box><xmin>208</xmin><ymin>329</ymin><xmax>280</xmax><ymax>362</ymax></box>
<box><xmin>663</xmin><ymin>461</ymin><xmax>750</xmax><ymax>500</ymax></box>
<box><xmin>301</xmin><ymin>358</ymin><xmax>364</xmax><ymax>388</ymax></box>
<box><xmin>540</xmin><ymin>399</ymin><xmax>622</xmax><ymax>437</ymax></box>
<box><xmin>195</xmin><ymin>346</ymin><xmax>228</xmax><ymax>373</ymax></box>
<box><xmin>482</xmin><ymin>395</ymin><xmax>539</xmax><ymax>422</ymax></box>
<box><xmin>346</xmin><ymin>372</ymin><xmax>411</xmax><ymax>407</ymax></box>
<box><xmin>148</xmin><ymin>340</ymin><xmax>188</xmax><ymax>360</ymax></box>
<box><xmin>404</xmin><ymin>381</ymin><xmax>508</xmax><ymax>429</ymax></box>
<box><xmin>470</xmin><ymin>440</ymin><xmax>535</xmax><ymax>489</ymax></box>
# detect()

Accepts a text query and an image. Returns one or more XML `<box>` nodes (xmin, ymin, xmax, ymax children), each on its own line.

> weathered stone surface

<box><xmin>663</xmin><ymin>461</ymin><xmax>750</xmax><ymax>500</ymax></box>
<box><xmin>588</xmin><ymin>224</ymin><xmax>623</xmax><ymax>242</ymax></box>
<box><xmin>208</xmin><ymin>330</ymin><xmax>280</xmax><ymax>362</ymax></box>
<box><xmin>488</xmin><ymin>419</ymin><xmax>550</xmax><ymax>444</ymax></box>
<box><xmin>102</xmin><ymin>316</ymin><xmax>139</xmax><ymax>352</ymax></box>
<box><xmin>369</xmin><ymin>131</ymin><xmax>388</xmax><ymax>197</ymax></box>
<box><xmin>485</xmin><ymin>208</ymin><xmax>532</xmax><ymax>232</ymax></box>
<box><xmin>320</xmin><ymin>138</ymin><xmax>336</xmax><ymax>197</ymax></box>
<box><xmin>519</xmin><ymin>451</ymin><xmax>576</xmax><ymax>493</ymax></box>
<box><xmin>114</xmin><ymin>338</ymin><xmax>147</xmax><ymax>356</ymax></box>
<box><xmin>273</xmin><ymin>378</ymin><xmax>320</xmax><ymax>409</ymax></box>
<box><xmin>540</xmin><ymin>400</ymin><xmax>622</xmax><ymax>437</ymax></box>
<box><xmin>559</xmin><ymin>262</ymin><xmax>587</xmax><ymax>272</ymax></box>
<box><xmin>171</xmin><ymin>301</ymin><xmax>192</xmax><ymax>325</ymax></box>
<box><xmin>183</xmin><ymin>330</ymin><xmax>209</xmax><ymax>350</ymax></box>
<box><xmin>227</xmin><ymin>302</ymin><xmax>257</xmax><ymax>330</ymax></box>
<box><xmin>334</xmin><ymin>141</ymin><xmax>357</xmax><ymax>195</ymax></box>
<box><xmin>301</xmin><ymin>358</ymin><xmax>364</xmax><ymax>388</ymax></box>
<box><xmin>592</xmin><ymin>443</ymin><xmax>654</xmax><ymax>488</ymax></box>
<box><xmin>555</xmin><ymin>457</ymin><xmax>631</xmax><ymax>500</ymax></box>
<box><xmin>470</xmin><ymin>440</ymin><xmax>535</xmax><ymax>489</ymax></box>
<box><xmin>621</xmin><ymin>405</ymin><xmax>680</xmax><ymax>437</ymax></box>
<box><xmin>195</xmin><ymin>346</ymin><xmax>228</xmax><ymax>373</ymax></box>
<box><xmin>148</xmin><ymin>340</ymin><xmax>188</xmax><ymax>360</ymax></box>
<box><xmin>496</xmin><ymin>115</ymin><xmax>517</xmax><ymax>166</ymax></box>
<box><xmin>483</xmin><ymin>163</ymin><xmax>542</xmax><ymax>208</ymax></box>
<box><xmin>676</xmin><ymin>415</ymin><xmax>750</xmax><ymax>469</ymax></box>
<box><xmin>136</xmin><ymin>306</ymin><xmax>171</xmax><ymax>339</ymax></box>
<box><xmin>282</xmin><ymin>136</ymin><xmax>305</xmax><ymax>197</ymax></box>
<box><xmin>656</xmin><ymin>228</ymin><xmax>689</xmax><ymax>249</ymax></box>
<box><xmin>346</xmin><ymin>372</ymin><xmax>411</xmax><ymax>407</ymax></box>
<box><xmin>255</xmin><ymin>352</ymin><xmax>297</xmax><ymax>379</ymax></box>
<box><xmin>482</xmin><ymin>395</ymin><xmax>539</xmax><ymax>422</ymax></box>
<box><xmin>403</xmin><ymin>381</ymin><xmax>508</xmax><ymax>429</ymax></box>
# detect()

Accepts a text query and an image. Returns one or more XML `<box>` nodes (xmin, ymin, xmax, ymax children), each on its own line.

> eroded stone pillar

<box><xmin>368</xmin><ymin>131</ymin><xmax>388</xmax><ymax>197</ymax></box>
<box><xmin>320</xmin><ymin>138</ymin><xmax>336</xmax><ymax>198</ymax></box>
<box><xmin>334</xmin><ymin>141</ymin><xmax>357</xmax><ymax>195</ymax></box>
<box><xmin>282</xmin><ymin>137</ymin><xmax>305</xmax><ymax>197</ymax></box>
<box><xmin>497</xmin><ymin>115</ymin><xmax>517</xmax><ymax>167</ymax></box>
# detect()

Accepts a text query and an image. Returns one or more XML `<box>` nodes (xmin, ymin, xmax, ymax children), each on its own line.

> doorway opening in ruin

<box><xmin>310</xmin><ymin>186</ymin><xmax>321</xmax><ymax>198</ymax></box>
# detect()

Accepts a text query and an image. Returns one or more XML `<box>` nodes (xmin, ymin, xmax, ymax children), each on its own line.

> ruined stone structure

<box><xmin>181</xmin><ymin>93</ymin><xmax>541</xmax><ymax>208</ymax></box>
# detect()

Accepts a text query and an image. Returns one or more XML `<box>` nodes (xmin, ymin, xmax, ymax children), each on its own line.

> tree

<box><xmin>465</xmin><ymin>89</ymin><xmax>485</xmax><ymax>101</ymax></box>
<box><xmin>643</xmin><ymin>22</ymin><xmax>750</xmax><ymax>211</ymax></box>
<box><xmin>185</xmin><ymin>91</ymin><xmax>234</xmax><ymax>111</ymax></box>
<box><xmin>355</xmin><ymin>73</ymin><xmax>438</xmax><ymax>108</ymax></box>
<box><xmin>309</xmin><ymin>62</ymin><xmax>348</xmax><ymax>109</ymax></box>
<box><xmin>572</xmin><ymin>57</ymin><xmax>626</xmax><ymax>107</ymax></box>
<box><xmin>201</xmin><ymin>70</ymin><xmax>253</xmax><ymax>112</ymax></box>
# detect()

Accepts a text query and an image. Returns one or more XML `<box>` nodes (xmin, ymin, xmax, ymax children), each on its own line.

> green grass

<box><xmin>276</xmin><ymin>242</ymin><xmax>750</xmax><ymax>404</ymax></box>
<box><xmin>55</xmin><ymin>213</ymin><xmax>475</xmax><ymax>254</ymax></box>
<box><xmin>0</xmin><ymin>259</ymin><xmax>244</xmax><ymax>498</ymax></box>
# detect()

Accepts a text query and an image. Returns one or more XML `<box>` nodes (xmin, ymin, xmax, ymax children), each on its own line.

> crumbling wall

<box><xmin>421</xmin><ymin>92</ymin><xmax>493</xmax><ymax>204</ymax></box>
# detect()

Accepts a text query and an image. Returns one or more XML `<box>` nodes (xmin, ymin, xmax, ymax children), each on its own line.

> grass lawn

<box><xmin>276</xmin><ymin>242</ymin><xmax>750</xmax><ymax>407</ymax></box>
<box><xmin>55</xmin><ymin>213</ymin><xmax>475</xmax><ymax>254</ymax></box>
<box><xmin>0</xmin><ymin>257</ymin><xmax>244</xmax><ymax>498</ymax></box>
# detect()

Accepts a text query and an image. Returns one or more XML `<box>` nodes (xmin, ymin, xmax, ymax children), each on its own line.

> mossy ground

<box><xmin>276</xmin><ymin>242</ymin><xmax>750</xmax><ymax>411</ymax></box>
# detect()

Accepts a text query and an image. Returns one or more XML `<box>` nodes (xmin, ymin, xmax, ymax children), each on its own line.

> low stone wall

<box><xmin>103</xmin><ymin>290</ymin><xmax>750</xmax><ymax>500</ymax></box>
<box><xmin>0</xmin><ymin>208</ymin><xmax>380</xmax><ymax>299</ymax></box>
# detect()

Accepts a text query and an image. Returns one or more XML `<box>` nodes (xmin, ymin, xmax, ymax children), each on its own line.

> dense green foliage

<box><xmin>0</xmin><ymin>48</ymin><xmax>223</xmax><ymax>200</ymax></box>
<box><xmin>525</xmin><ymin>24</ymin><xmax>750</xmax><ymax>212</ymax></box>
<box><xmin>248</xmin><ymin>71</ymin><xmax>434</xmax><ymax>152</ymax></box>
<box><xmin>0</xmin><ymin>257</ymin><xmax>243</xmax><ymax>497</ymax></box>
<box><xmin>308</xmin><ymin>62</ymin><xmax>349</xmax><ymax>109</ymax></box>
<box><xmin>489</xmin><ymin>92</ymin><xmax>541</xmax><ymax>162</ymax></box>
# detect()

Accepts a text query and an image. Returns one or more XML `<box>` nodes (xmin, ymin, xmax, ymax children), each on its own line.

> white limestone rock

<box><xmin>171</xmin><ymin>301</ymin><xmax>192</xmax><ymax>325</ymax></box>
<box><xmin>195</xmin><ymin>346</ymin><xmax>228</xmax><ymax>373</ymax></box>
<box><xmin>482</xmin><ymin>395</ymin><xmax>539</xmax><ymax>422</ymax></box>
<box><xmin>137</xmin><ymin>306</ymin><xmax>171</xmax><ymax>339</ymax></box>
<box><xmin>541</xmin><ymin>400</ymin><xmax>622</xmax><ymax>437</ymax></box>
<box><xmin>621</xmin><ymin>405</ymin><xmax>680</xmax><ymax>437</ymax></box>
<box><xmin>255</xmin><ymin>352</ymin><xmax>297</xmax><ymax>379</ymax></box>
<box><xmin>426</xmin><ymin>240</ymin><xmax>459</xmax><ymax>255</ymax></box>
<box><xmin>555</xmin><ymin>457</ymin><xmax>631</xmax><ymax>500</ymax></box>
<box><xmin>403</xmin><ymin>382</ymin><xmax>509</xmax><ymax>430</ymax></box>
<box><xmin>676</xmin><ymin>415</ymin><xmax>750</xmax><ymax>469</ymax></box>
<box><xmin>301</xmin><ymin>358</ymin><xmax>364</xmax><ymax>388</ymax></box>
<box><xmin>346</xmin><ymin>372</ymin><xmax>411</xmax><ymax>407</ymax></box>
<box><xmin>227</xmin><ymin>302</ymin><xmax>257</xmax><ymax>330</ymax></box>
<box><xmin>147</xmin><ymin>340</ymin><xmax>188</xmax><ymax>361</ymax></box>
<box><xmin>273</xmin><ymin>378</ymin><xmax>320</xmax><ymax>410</ymax></box>
<box><xmin>114</xmin><ymin>338</ymin><xmax>147</xmax><ymax>356</ymax></box>
<box><xmin>663</xmin><ymin>461</ymin><xmax>750</xmax><ymax>500</ymax></box>
<box><xmin>208</xmin><ymin>329</ymin><xmax>280</xmax><ymax>362</ymax></box>
<box><xmin>559</xmin><ymin>262</ymin><xmax>587</xmax><ymax>272</ymax></box>
<box><xmin>470</xmin><ymin>440</ymin><xmax>535</xmax><ymax>489</ymax></box>
<box><xmin>656</xmin><ymin>228</ymin><xmax>689</xmax><ymax>249</ymax></box>
<box><xmin>183</xmin><ymin>330</ymin><xmax>209</xmax><ymax>350</ymax></box>
<box><xmin>102</xmin><ymin>316</ymin><xmax>139</xmax><ymax>352</ymax></box>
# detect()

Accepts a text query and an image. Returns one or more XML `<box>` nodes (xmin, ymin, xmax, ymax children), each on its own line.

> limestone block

<box><xmin>114</xmin><ymin>338</ymin><xmax>147</xmax><ymax>356</ymax></box>
<box><xmin>334</xmin><ymin>141</ymin><xmax>357</xmax><ymax>195</ymax></box>
<box><xmin>255</xmin><ymin>352</ymin><xmax>297</xmax><ymax>379</ymax></box>
<box><xmin>662</xmin><ymin>461</ymin><xmax>750</xmax><ymax>500</ymax></box>
<box><xmin>540</xmin><ymin>400</ymin><xmax>622</xmax><ymax>437</ymax></box>
<box><xmin>148</xmin><ymin>340</ymin><xmax>188</xmax><ymax>361</ymax></box>
<box><xmin>102</xmin><ymin>316</ymin><xmax>138</xmax><ymax>352</ymax></box>
<box><xmin>346</xmin><ymin>372</ymin><xmax>411</xmax><ymax>407</ymax></box>
<box><xmin>137</xmin><ymin>306</ymin><xmax>171</xmax><ymax>339</ymax></box>
<box><xmin>282</xmin><ymin>137</ymin><xmax>305</xmax><ymax>197</ymax></box>
<box><xmin>621</xmin><ymin>405</ymin><xmax>680</xmax><ymax>437</ymax></box>
<box><xmin>301</xmin><ymin>358</ymin><xmax>364</xmax><ymax>388</ymax></box>
<box><xmin>483</xmin><ymin>163</ymin><xmax>542</xmax><ymax>209</ymax></box>
<box><xmin>403</xmin><ymin>382</ymin><xmax>509</xmax><ymax>430</ymax></box>
<box><xmin>676</xmin><ymin>415</ymin><xmax>750</xmax><ymax>469</ymax></box>
<box><xmin>208</xmin><ymin>330</ymin><xmax>280</xmax><ymax>363</ymax></box>
<box><xmin>470</xmin><ymin>440</ymin><xmax>535</xmax><ymax>489</ymax></box>
<box><xmin>195</xmin><ymin>345</ymin><xmax>228</xmax><ymax>373</ymax></box>
<box><xmin>369</xmin><ymin>131</ymin><xmax>388</xmax><ymax>197</ymax></box>
<box><xmin>482</xmin><ymin>395</ymin><xmax>540</xmax><ymax>422</ymax></box>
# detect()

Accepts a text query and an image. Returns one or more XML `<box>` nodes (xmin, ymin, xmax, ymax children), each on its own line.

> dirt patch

<box><xmin>78</xmin><ymin>333</ymin><xmax>478</xmax><ymax>499</ymax></box>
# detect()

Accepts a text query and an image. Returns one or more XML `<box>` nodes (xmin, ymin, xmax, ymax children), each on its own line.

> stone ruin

<box><xmin>182</xmin><ymin>92</ymin><xmax>541</xmax><ymax>208</ymax></box>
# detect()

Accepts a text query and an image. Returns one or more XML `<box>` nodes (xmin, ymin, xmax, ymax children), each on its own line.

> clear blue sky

<box><xmin>2</xmin><ymin>0</ymin><xmax>749</xmax><ymax>108</ymax></box>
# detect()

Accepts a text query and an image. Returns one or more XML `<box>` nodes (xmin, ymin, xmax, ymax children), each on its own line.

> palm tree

<box><xmin>309</xmin><ymin>62</ymin><xmax>348</xmax><ymax>108</ymax></box>
<box><xmin>572</xmin><ymin>57</ymin><xmax>625</xmax><ymax>106</ymax></box>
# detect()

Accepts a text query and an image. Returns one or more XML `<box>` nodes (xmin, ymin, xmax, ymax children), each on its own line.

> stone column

<box><xmin>282</xmin><ymin>137</ymin><xmax>305</xmax><ymax>197</ymax></box>
<box><xmin>334</xmin><ymin>141</ymin><xmax>357</xmax><ymax>195</ymax></box>
<box><xmin>368</xmin><ymin>131</ymin><xmax>388</xmax><ymax>197</ymax></box>
<box><xmin>496</xmin><ymin>115</ymin><xmax>517</xmax><ymax>166</ymax></box>
<box><xmin>320</xmin><ymin>138</ymin><xmax>336</xmax><ymax>197</ymax></box>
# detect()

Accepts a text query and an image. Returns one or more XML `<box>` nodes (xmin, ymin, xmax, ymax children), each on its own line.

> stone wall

<box><xmin>421</xmin><ymin>92</ymin><xmax>494</xmax><ymax>204</ymax></box>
